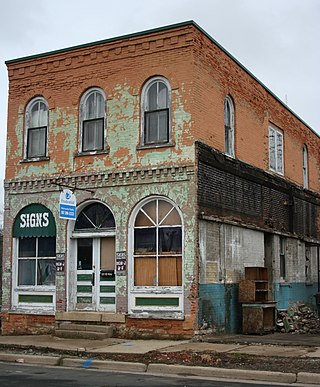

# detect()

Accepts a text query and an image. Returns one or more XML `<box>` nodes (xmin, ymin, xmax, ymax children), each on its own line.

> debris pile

<box><xmin>277</xmin><ymin>302</ymin><xmax>320</xmax><ymax>334</ymax></box>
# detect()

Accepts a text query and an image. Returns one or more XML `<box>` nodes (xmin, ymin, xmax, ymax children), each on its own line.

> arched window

<box><xmin>25</xmin><ymin>97</ymin><xmax>49</xmax><ymax>159</ymax></box>
<box><xmin>224</xmin><ymin>95</ymin><xmax>235</xmax><ymax>157</ymax></box>
<box><xmin>303</xmin><ymin>144</ymin><xmax>309</xmax><ymax>189</ymax></box>
<box><xmin>80</xmin><ymin>88</ymin><xmax>106</xmax><ymax>152</ymax></box>
<box><xmin>141</xmin><ymin>77</ymin><xmax>171</xmax><ymax>146</ymax></box>
<box><xmin>133</xmin><ymin>198</ymin><xmax>182</xmax><ymax>287</ymax></box>
<box><xmin>75</xmin><ymin>202</ymin><xmax>115</xmax><ymax>231</ymax></box>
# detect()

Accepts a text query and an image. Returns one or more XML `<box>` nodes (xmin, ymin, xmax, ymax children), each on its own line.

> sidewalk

<box><xmin>0</xmin><ymin>333</ymin><xmax>320</xmax><ymax>385</ymax></box>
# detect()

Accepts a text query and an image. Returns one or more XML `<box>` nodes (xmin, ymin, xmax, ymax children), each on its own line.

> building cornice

<box><xmin>4</xmin><ymin>165</ymin><xmax>195</xmax><ymax>194</ymax></box>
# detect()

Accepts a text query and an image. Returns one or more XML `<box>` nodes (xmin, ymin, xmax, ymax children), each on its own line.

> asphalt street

<box><xmin>0</xmin><ymin>362</ymin><xmax>314</xmax><ymax>387</ymax></box>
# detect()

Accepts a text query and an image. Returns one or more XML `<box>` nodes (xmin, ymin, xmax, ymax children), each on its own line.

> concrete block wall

<box><xmin>272</xmin><ymin>237</ymin><xmax>319</xmax><ymax>310</ymax></box>
<box><xmin>199</xmin><ymin>220</ymin><xmax>264</xmax><ymax>332</ymax></box>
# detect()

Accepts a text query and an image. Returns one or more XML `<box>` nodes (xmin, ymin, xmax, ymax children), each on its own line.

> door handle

<box><xmin>92</xmin><ymin>272</ymin><xmax>95</xmax><ymax>286</ymax></box>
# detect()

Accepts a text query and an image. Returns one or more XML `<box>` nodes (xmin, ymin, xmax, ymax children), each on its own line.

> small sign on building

<box><xmin>116</xmin><ymin>251</ymin><xmax>127</xmax><ymax>273</ymax></box>
<box><xmin>59</xmin><ymin>189</ymin><xmax>76</xmax><ymax>220</ymax></box>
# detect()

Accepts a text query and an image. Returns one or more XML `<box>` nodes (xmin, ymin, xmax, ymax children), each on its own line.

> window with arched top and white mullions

<box><xmin>224</xmin><ymin>95</ymin><xmax>235</xmax><ymax>157</ymax></box>
<box><xmin>132</xmin><ymin>198</ymin><xmax>183</xmax><ymax>287</ymax></box>
<box><xmin>303</xmin><ymin>144</ymin><xmax>309</xmax><ymax>189</ymax></box>
<box><xmin>25</xmin><ymin>97</ymin><xmax>49</xmax><ymax>159</ymax></box>
<box><xmin>141</xmin><ymin>77</ymin><xmax>172</xmax><ymax>147</ymax></box>
<box><xmin>79</xmin><ymin>88</ymin><xmax>106</xmax><ymax>153</ymax></box>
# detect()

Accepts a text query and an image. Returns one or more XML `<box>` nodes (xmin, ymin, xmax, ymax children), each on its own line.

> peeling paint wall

<box><xmin>3</xmin><ymin>22</ymin><xmax>320</xmax><ymax>336</ymax></box>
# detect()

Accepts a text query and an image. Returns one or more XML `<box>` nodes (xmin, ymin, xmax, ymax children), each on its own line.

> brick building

<box><xmin>2</xmin><ymin>21</ymin><xmax>320</xmax><ymax>337</ymax></box>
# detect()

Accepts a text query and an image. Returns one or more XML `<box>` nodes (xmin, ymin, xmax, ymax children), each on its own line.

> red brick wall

<box><xmin>1</xmin><ymin>312</ymin><xmax>55</xmax><ymax>335</ymax></box>
<box><xmin>5</xmin><ymin>25</ymin><xmax>195</xmax><ymax>181</ymax></box>
<box><xmin>6</xmin><ymin>23</ymin><xmax>319</xmax><ymax>190</ymax></box>
<box><xmin>191</xmin><ymin>28</ymin><xmax>320</xmax><ymax>192</ymax></box>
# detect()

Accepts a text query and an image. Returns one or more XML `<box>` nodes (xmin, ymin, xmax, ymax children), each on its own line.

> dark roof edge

<box><xmin>5</xmin><ymin>20</ymin><xmax>195</xmax><ymax>65</ymax></box>
<box><xmin>5</xmin><ymin>20</ymin><xmax>319</xmax><ymax>138</ymax></box>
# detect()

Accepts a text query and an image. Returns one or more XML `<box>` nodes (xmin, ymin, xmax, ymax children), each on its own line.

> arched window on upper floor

<box><xmin>224</xmin><ymin>95</ymin><xmax>235</xmax><ymax>157</ymax></box>
<box><xmin>79</xmin><ymin>88</ymin><xmax>106</xmax><ymax>153</ymax></box>
<box><xmin>303</xmin><ymin>144</ymin><xmax>309</xmax><ymax>189</ymax></box>
<box><xmin>25</xmin><ymin>97</ymin><xmax>49</xmax><ymax>160</ymax></box>
<box><xmin>141</xmin><ymin>77</ymin><xmax>172</xmax><ymax>147</ymax></box>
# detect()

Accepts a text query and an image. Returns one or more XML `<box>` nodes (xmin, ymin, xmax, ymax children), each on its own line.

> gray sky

<box><xmin>0</xmin><ymin>0</ymin><xmax>319</xmax><ymax>216</ymax></box>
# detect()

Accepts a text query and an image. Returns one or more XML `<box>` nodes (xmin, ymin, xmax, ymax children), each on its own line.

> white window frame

<box><xmin>224</xmin><ymin>95</ymin><xmax>235</xmax><ymax>157</ymax></box>
<box><xmin>79</xmin><ymin>88</ymin><xmax>106</xmax><ymax>153</ymax></box>
<box><xmin>303</xmin><ymin>144</ymin><xmax>309</xmax><ymax>189</ymax></box>
<box><xmin>24</xmin><ymin>97</ymin><xmax>49</xmax><ymax>160</ymax></box>
<box><xmin>140</xmin><ymin>76</ymin><xmax>172</xmax><ymax>147</ymax></box>
<box><xmin>128</xmin><ymin>196</ymin><xmax>184</xmax><ymax>319</ymax></box>
<box><xmin>279</xmin><ymin>236</ymin><xmax>287</xmax><ymax>282</ymax></box>
<box><xmin>12</xmin><ymin>237</ymin><xmax>56</xmax><ymax>313</ymax></box>
<box><xmin>269</xmin><ymin>125</ymin><xmax>284</xmax><ymax>175</ymax></box>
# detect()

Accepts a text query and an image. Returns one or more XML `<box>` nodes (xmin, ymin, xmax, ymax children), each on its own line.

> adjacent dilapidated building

<box><xmin>2</xmin><ymin>21</ymin><xmax>320</xmax><ymax>337</ymax></box>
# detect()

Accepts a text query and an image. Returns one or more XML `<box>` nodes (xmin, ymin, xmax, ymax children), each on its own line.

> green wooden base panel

<box><xmin>77</xmin><ymin>297</ymin><xmax>92</xmax><ymax>304</ymax></box>
<box><xmin>135</xmin><ymin>297</ymin><xmax>179</xmax><ymax>307</ymax></box>
<box><xmin>77</xmin><ymin>274</ymin><xmax>93</xmax><ymax>282</ymax></box>
<box><xmin>77</xmin><ymin>285</ymin><xmax>92</xmax><ymax>293</ymax></box>
<box><xmin>18</xmin><ymin>294</ymin><xmax>53</xmax><ymax>303</ymax></box>
<box><xmin>100</xmin><ymin>285</ymin><xmax>115</xmax><ymax>293</ymax></box>
<box><xmin>100</xmin><ymin>297</ymin><xmax>115</xmax><ymax>304</ymax></box>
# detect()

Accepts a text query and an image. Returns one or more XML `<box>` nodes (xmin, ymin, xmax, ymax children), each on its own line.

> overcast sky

<box><xmin>0</xmin><ymin>0</ymin><xmax>319</xmax><ymax>216</ymax></box>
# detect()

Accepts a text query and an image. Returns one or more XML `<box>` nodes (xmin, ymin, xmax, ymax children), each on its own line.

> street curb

<box><xmin>297</xmin><ymin>372</ymin><xmax>320</xmax><ymax>385</ymax></box>
<box><xmin>0</xmin><ymin>353</ymin><xmax>60</xmax><ymax>366</ymax></box>
<box><xmin>1</xmin><ymin>352</ymin><xmax>320</xmax><ymax>384</ymax></box>
<box><xmin>61</xmin><ymin>357</ymin><xmax>147</xmax><ymax>372</ymax></box>
<box><xmin>147</xmin><ymin>363</ymin><xmax>297</xmax><ymax>383</ymax></box>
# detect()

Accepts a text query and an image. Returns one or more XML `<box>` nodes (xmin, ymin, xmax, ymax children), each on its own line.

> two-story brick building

<box><xmin>2</xmin><ymin>21</ymin><xmax>320</xmax><ymax>337</ymax></box>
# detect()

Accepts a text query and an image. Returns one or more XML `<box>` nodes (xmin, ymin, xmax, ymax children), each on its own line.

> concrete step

<box><xmin>56</xmin><ymin>312</ymin><xmax>126</xmax><ymax>323</ymax></box>
<box><xmin>57</xmin><ymin>322</ymin><xmax>113</xmax><ymax>334</ymax></box>
<box><xmin>55</xmin><ymin>329</ymin><xmax>112</xmax><ymax>340</ymax></box>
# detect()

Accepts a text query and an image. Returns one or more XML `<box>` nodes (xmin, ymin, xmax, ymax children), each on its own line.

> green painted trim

<box><xmin>100</xmin><ymin>297</ymin><xmax>115</xmax><ymax>305</ymax></box>
<box><xmin>77</xmin><ymin>285</ymin><xmax>92</xmax><ymax>293</ymax></box>
<box><xmin>135</xmin><ymin>297</ymin><xmax>179</xmax><ymax>307</ymax></box>
<box><xmin>18</xmin><ymin>294</ymin><xmax>53</xmax><ymax>303</ymax></box>
<box><xmin>77</xmin><ymin>297</ymin><xmax>92</xmax><ymax>304</ymax></box>
<box><xmin>100</xmin><ymin>285</ymin><xmax>115</xmax><ymax>293</ymax></box>
<box><xmin>77</xmin><ymin>274</ymin><xmax>92</xmax><ymax>281</ymax></box>
<box><xmin>100</xmin><ymin>275</ymin><xmax>115</xmax><ymax>282</ymax></box>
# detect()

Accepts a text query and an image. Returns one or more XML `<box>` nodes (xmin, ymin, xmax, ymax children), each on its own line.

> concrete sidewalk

<box><xmin>0</xmin><ymin>334</ymin><xmax>320</xmax><ymax>385</ymax></box>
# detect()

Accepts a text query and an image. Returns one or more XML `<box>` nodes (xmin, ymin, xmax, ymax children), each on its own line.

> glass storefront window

<box><xmin>18</xmin><ymin>237</ymin><xmax>56</xmax><ymax>286</ymax></box>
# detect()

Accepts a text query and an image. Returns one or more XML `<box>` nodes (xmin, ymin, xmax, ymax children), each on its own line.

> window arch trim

<box><xmin>303</xmin><ymin>144</ymin><xmax>309</xmax><ymax>189</ymax></box>
<box><xmin>79</xmin><ymin>87</ymin><xmax>107</xmax><ymax>154</ymax></box>
<box><xmin>129</xmin><ymin>196</ymin><xmax>184</xmax><ymax>289</ymax></box>
<box><xmin>224</xmin><ymin>95</ymin><xmax>235</xmax><ymax>158</ymax></box>
<box><xmin>24</xmin><ymin>96</ymin><xmax>49</xmax><ymax>160</ymax></box>
<box><xmin>140</xmin><ymin>76</ymin><xmax>172</xmax><ymax>148</ymax></box>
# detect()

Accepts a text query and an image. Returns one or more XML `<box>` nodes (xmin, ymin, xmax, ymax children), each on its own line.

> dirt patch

<box><xmin>2</xmin><ymin>345</ymin><xmax>320</xmax><ymax>374</ymax></box>
<box><xmin>95</xmin><ymin>350</ymin><xmax>320</xmax><ymax>374</ymax></box>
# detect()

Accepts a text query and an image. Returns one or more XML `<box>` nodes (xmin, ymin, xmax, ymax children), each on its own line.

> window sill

<box><xmin>137</xmin><ymin>142</ymin><xmax>175</xmax><ymax>151</ymax></box>
<box><xmin>75</xmin><ymin>148</ymin><xmax>109</xmax><ymax>157</ymax></box>
<box><xmin>128</xmin><ymin>311</ymin><xmax>184</xmax><ymax>320</ymax></box>
<box><xmin>268</xmin><ymin>168</ymin><xmax>284</xmax><ymax>177</ymax></box>
<box><xmin>9</xmin><ymin>308</ymin><xmax>55</xmax><ymax>315</ymax></box>
<box><xmin>20</xmin><ymin>156</ymin><xmax>50</xmax><ymax>163</ymax></box>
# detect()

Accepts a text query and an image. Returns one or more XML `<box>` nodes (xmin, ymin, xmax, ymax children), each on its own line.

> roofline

<box><xmin>5</xmin><ymin>20</ymin><xmax>195</xmax><ymax>65</ymax></box>
<box><xmin>5</xmin><ymin>20</ymin><xmax>319</xmax><ymax>138</ymax></box>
